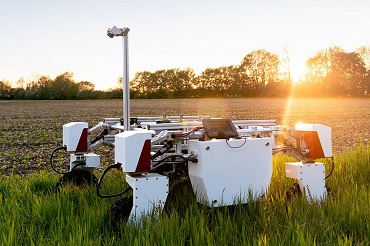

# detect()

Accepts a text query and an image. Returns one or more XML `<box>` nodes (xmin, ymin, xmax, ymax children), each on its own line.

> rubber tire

<box><xmin>109</xmin><ymin>196</ymin><xmax>133</xmax><ymax>223</ymax></box>
<box><xmin>55</xmin><ymin>169</ymin><xmax>98</xmax><ymax>192</ymax></box>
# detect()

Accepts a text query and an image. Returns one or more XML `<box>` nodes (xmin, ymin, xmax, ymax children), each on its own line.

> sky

<box><xmin>1</xmin><ymin>0</ymin><xmax>369</xmax><ymax>90</ymax></box>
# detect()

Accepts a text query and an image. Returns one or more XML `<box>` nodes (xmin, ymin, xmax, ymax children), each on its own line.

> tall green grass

<box><xmin>0</xmin><ymin>144</ymin><xmax>369</xmax><ymax>245</ymax></box>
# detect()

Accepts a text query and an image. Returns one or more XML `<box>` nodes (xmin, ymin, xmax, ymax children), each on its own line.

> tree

<box><xmin>196</xmin><ymin>67</ymin><xmax>220</xmax><ymax>96</ymax></box>
<box><xmin>356</xmin><ymin>45</ymin><xmax>370</xmax><ymax>95</ymax></box>
<box><xmin>130</xmin><ymin>68</ymin><xmax>196</xmax><ymax>98</ymax></box>
<box><xmin>130</xmin><ymin>71</ymin><xmax>158</xmax><ymax>98</ymax></box>
<box><xmin>51</xmin><ymin>72</ymin><xmax>79</xmax><ymax>99</ymax></box>
<box><xmin>16</xmin><ymin>77</ymin><xmax>25</xmax><ymax>89</ymax></box>
<box><xmin>280</xmin><ymin>45</ymin><xmax>293</xmax><ymax>84</ymax></box>
<box><xmin>164</xmin><ymin>68</ymin><xmax>195</xmax><ymax>97</ymax></box>
<box><xmin>305</xmin><ymin>46</ymin><xmax>367</xmax><ymax>96</ymax></box>
<box><xmin>239</xmin><ymin>49</ymin><xmax>280</xmax><ymax>96</ymax></box>
<box><xmin>194</xmin><ymin>65</ymin><xmax>239</xmax><ymax>97</ymax></box>
<box><xmin>35</xmin><ymin>76</ymin><xmax>53</xmax><ymax>99</ymax></box>
<box><xmin>356</xmin><ymin>45</ymin><xmax>370</xmax><ymax>70</ymax></box>
<box><xmin>78</xmin><ymin>81</ymin><xmax>95</xmax><ymax>91</ymax></box>
<box><xmin>0</xmin><ymin>80</ymin><xmax>12</xmax><ymax>98</ymax></box>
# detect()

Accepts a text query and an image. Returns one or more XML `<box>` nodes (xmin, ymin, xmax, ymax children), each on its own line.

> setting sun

<box><xmin>289</xmin><ymin>56</ymin><xmax>309</xmax><ymax>83</ymax></box>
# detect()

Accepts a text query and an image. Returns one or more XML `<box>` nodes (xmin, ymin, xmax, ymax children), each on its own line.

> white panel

<box><xmin>300</xmin><ymin>162</ymin><xmax>326</xmax><ymax>201</ymax></box>
<box><xmin>285</xmin><ymin>162</ymin><xmax>326</xmax><ymax>201</ymax></box>
<box><xmin>63</xmin><ymin>122</ymin><xmax>88</xmax><ymax>152</ymax></box>
<box><xmin>85</xmin><ymin>153</ymin><xmax>100</xmax><ymax>167</ymax></box>
<box><xmin>69</xmin><ymin>153</ymin><xmax>100</xmax><ymax>171</ymax></box>
<box><xmin>188</xmin><ymin>137</ymin><xmax>272</xmax><ymax>206</ymax></box>
<box><xmin>115</xmin><ymin>131</ymin><xmax>152</xmax><ymax>172</ymax></box>
<box><xmin>126</xmin><ymin>173</ymin><xmax>169</xmax><ymax>222</ymax></box>
<box><xmin>285</xmin><ymin>162</ymin><xmax>301</xmax><ymax>179</ymax></box>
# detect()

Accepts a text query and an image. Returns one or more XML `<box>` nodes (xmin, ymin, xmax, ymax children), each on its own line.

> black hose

<box><xmin>90</xmin><ymin>129</ymin><xmax>108</xmax><ymax>145</ymax></box>
<box><xmin>97</xmin><ymin>163</ymin><xmax>132</xmax><ymax>198</ymax></box>
<box><xmin>50</xmin><ymin>146</ymin><xmax>67</xmax><ymax>174</ymax></box>
<box><xmin>151</xmin><ymin>141</ymin><xmax>173</xmax><ymax>160</ymax></box>
<box><xmin>225</xmin><ymin>137</ymin><xmax>247</xmax><ymax>148</ymax></box>
<box><xmin>325</xmin><ymin>157</ymin><xmax>335</xmax><ymax>179</ymax></box>
<box><xmin>151</xmin><ymin>154</ymin><xmax>189</xmax><ymax>171</ymax></box>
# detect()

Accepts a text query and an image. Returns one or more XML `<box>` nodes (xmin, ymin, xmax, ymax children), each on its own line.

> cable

<box><xmin>272</xmin><ymin>147</ymin><xmax>309</xmax><ymax>162</ymax></box>
<box><xmin>151</xmin><ymin>154</ymin><xmax>189</xmax><ymax>171</ymax></box>
<box><xmin>90</xmin><ymin>129</ymin><xmax>108</xmax><ymax>145</ymax></box>
<box><xmin>171</xmin><ymin>126</ymin><xmax>203</xmax><ymax>139</ymax></box>
<box><xmin>151</xmin><ymin>141</ymin><xmax>173</xmax><ymax>160</ymax></box>
<box><xmin>50</xmin><ymin>146</ymin><xmax>67</xmax><ymax>174</ymax></box>
<box><xmin>97</xmin><ymin>163</ymin><xmax>132</xmax><ymax>198</ymax></box>
<box><xmin>325</xmin><ymin>157</ymin><xmax>335</xmax><ymax>179</ymax></box>
<box><xmin>152</xmin><ymin>154</ymin><xmax>187</xmax><ymax>168</ymax></box>
<box><xmin>225</xmin><ymin>136</ymin><xmax>247</xmax><ymax>148</ymax></box>
<box><xmin>272</xmin><ymin>147</ymin><xmax>300</xmax><ymax>155</ymax></box>
<box><xmin>217</xmin><ymin>130</ymin><xmax>247</xmax><ymax>149</ymax></box>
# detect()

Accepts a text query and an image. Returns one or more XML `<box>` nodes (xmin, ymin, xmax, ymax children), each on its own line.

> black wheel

<box><xmin>285</xmin><ymin>182</ymin><xmax>302</xmax><ymax>202</ymax></box>
<box><xmin>109</xmin><ymin>196</ymin><xmax>133</xmax><ymax>223</ymax></box>
<box><xmin>164</xmin><ymin>177</ymin><xmax>196</xmax><ymax>215</ymax></box>
<box><xmin>55</xmin><ymin>169</ymin><xmax>98</xmax><ymax>192</ymax></box>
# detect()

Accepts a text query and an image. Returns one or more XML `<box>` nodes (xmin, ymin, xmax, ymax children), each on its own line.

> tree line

<box><xmin>1</xmin><ymin>45</ymin><xmax>369</xmax><ymax>100</ymax></box>
<box><xmin>0</xmin><ymin>72</ymin><xmax>122</xmax><ymax>100</ymax></box>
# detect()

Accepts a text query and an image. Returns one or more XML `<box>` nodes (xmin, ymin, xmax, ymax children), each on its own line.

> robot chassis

<box><xmin>55</xmin><ymin>115</ymin><xmax>333</xmax><ymax>222</ymax></box>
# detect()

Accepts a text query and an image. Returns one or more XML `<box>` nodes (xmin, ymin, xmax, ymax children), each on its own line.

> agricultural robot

<box><xmin>50</xmin><ymin>26</ymin><xmax>334</xmax><ymax>223</ymax></box>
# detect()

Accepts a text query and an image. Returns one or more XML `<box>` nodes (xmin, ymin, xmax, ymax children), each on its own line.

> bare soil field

<box><xmin>0</xmin><ymin>98</ymin><xmax>369</xmax><ymax>175</ymax></box>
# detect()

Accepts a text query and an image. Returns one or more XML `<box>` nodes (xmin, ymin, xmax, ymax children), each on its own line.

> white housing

<box><xmin>295</xmin><ymin>123</ymin><xmax>332</xmax><ymax>158</ymax></box>
<box><xmin>126</xmin><ymin>173</ymin><xmax>168</xmax><ymax>223</ymax></box>
<box><xmin>285</xmin><ymin>162</ymin><xmax>326</xmax><ymax>201</ymax></box>
<box><xmin>63</xmin><ymin>122</ymin><xmax>88</xmax><ymax>153</ymax></box>
<box><xmin>188</xmin><ymin>137</ymin><xmax>272</xmax><ymax>207</ymax></box>
<box><xmin>115</xmin><ymin>131</ymin><xmax>152</xmax><ymax>173</ymax></box>
<box><xmin>70</xmin><ymin>153</ymin><xmax>100</xmax><ymax>171</ymax></box>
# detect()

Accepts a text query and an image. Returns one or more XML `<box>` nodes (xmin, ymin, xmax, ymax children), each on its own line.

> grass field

<box><xmin>0</xmin><ymin>145</ymin><xmax>369</xmax><ymax>245</ymax></box>
<box><xmin>0</xmin><ymin>98</ymin><xmax>369</xmax><ymax>245</ymax></box>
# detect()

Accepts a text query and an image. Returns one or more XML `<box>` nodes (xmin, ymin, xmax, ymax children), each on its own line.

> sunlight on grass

<box><xmin>0</xmin><ymin>144</ymin><xmax>369</xmax><ymax>244</ymax></box>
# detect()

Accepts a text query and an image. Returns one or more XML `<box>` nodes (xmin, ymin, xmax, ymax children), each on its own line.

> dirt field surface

<box><xmin>0</xmin><ymin>98</ymin><xmax>369</xmax><ymax>175</ymax></box>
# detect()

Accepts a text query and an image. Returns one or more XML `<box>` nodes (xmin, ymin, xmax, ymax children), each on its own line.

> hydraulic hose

<box><xmin>325</xmin><ymin>157</ymin><xmax>335</xmax><ymax>179</ymax></box>
<box><xmin>151</xmin><ymin>141</ymin><xmax>173</xmax><ymax>160</ymax></box>
<box><xmin>151</xmin><ymin>154</ymin><xmax>189</xmax><ymax>171</ymax></box>
<box><xmin>90</xmin><ymin>129</ymin><xmax>108</xmax><ymax>145</ymax></box>
<box><xmin>50</xmin><ymin>146</ymin><xmax>67</xmax><ymax>174</ymax></box>
<box><xmin>97</xmin><ymin>163</ymin><xmax>132</xmax><ymax>198</ymax></box>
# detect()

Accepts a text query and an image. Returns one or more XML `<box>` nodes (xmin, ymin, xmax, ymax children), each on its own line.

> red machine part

<box><xmin>75</xmin><ymin>128</ymin><xmax>89</xmax><ymax>153</ymax></box>
<box><xmin>296</xmin><ymin>130</ymin><xmax>325</xmax><ymax>160</ymax></box>
<box><xmin>294</xmin><ymin>123</ymin><xmax>332</xmax><ymax>160</ymax></box>
<box><xmin>135</xmin><ymin>139</ymin><xmax>151</xmax><ymax>173</ymax></box>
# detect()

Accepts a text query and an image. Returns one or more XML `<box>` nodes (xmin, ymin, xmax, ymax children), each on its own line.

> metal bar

<box><xmin>122</xmin><ymin>34</ymin><xmax>130</xmax><ymax>131</ymax></box>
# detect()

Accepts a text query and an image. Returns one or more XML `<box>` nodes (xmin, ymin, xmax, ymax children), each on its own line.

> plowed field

<box><xmin>0</xmin><ymin>98</ymin><xmax>369</xmax><ymax>175</ymax></box>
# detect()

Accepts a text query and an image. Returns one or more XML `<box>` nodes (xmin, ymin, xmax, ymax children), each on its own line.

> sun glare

<box><xmin>282</xmin><ymin>55</ymin><xmax>312</xmax><ymax>125</ymax></box>
<box><xmin>290</xmin><ymin>63</ymin><xmax>307</xmax><ymax>83</ymax></box>
<box><xmin>282</xmin><ymin>96</ymin><xmax>293</xmax><ymax>126</ymax></box>
<box><xmin>289</xmin><ymin>56</ymin><xmax>308</xmax><ymax>83</ymax></box>
<box><xmin>281</xmin><ymin>55</ymin><xmax>309</xmax><ymax>125</ymax></box>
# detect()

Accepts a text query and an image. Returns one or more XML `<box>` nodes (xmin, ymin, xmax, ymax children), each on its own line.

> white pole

<box><xmin>122</xmin><ymin>34</ymin><xmax>130</xmax><ymax>131</ymax></box>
